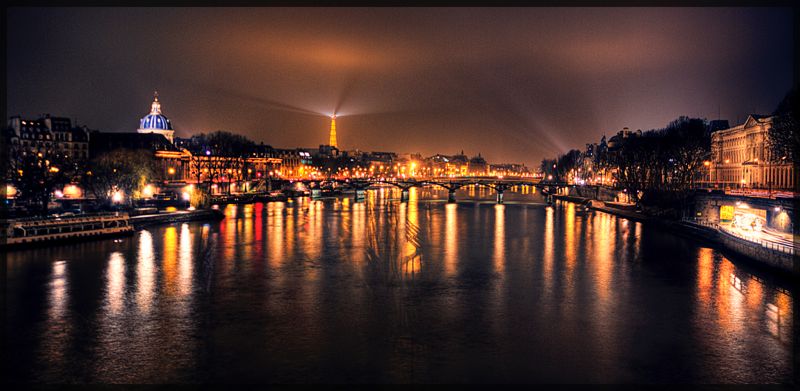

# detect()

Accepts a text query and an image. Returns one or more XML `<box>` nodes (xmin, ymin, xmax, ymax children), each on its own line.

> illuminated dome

<box><xmin>137</xmin><ymin>91</ymin><xmax>175</xmax><ymax>143</ymax></box>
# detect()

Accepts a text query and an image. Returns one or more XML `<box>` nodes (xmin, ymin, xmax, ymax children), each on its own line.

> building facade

<box><xmin>7</xmin><ymin>115</ymin><xmax>90</xmax><ymax>161</ymax></box>
<box><xmin>708</xmin><ymin>115</ymin><xmax>794</xmax><ymax>191</ymax></box>
<box><xmin>274</xmin><ymin>148</ymin><xmax>312</xmax><ymax>177</ymax></box>
<box><xmin>468</xmin><ymin>153</ymin><xmax>488</xmax><ymax>176</ymax></box>
<box><xmin>489</xmin><ymin>163</ymin><xmax>532</xmax><ymax>177</ymax></box>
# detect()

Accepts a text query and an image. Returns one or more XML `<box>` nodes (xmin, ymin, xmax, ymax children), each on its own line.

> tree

<box><xmin>11</xmin><ymin>151</ymin><xmax>76</xmax><ymax>215</ymax></box>
<box><xmin>766</xmin><ymin>88</ymin><xmax>799</xmax><ymax>164</ymax></box>
<box><xmin>82</xmin><ymin>148</ymin><xmax>158</xmax><ymax>206</ymax></box>
<box><xmin>539</xmin><ymin>158</ymin><xmax>557</xmax><ymax>181</ymax></box>
<box><xmin>612</xmin><ymin>134</ymin><xmax>658</xmax><ymax>205</ymax></box>
<box><xmin>595</xmin><ymin>135</ymin><xmax>608</xmax><ymax>168</ymax></box>
<box><xmin>556</xmin><ymin>149</ymin><xmax>582</xmax><ymax>181</ymax></box>
<box><xmin>535</xmin><ymin>116</ymin><xmax>714</xmax><ymax>213</ymax></box>
<box><xmin>658</xmin><ymin>116</ymin><xmax>710</xmax><ymax>192</ymax></box>
<box><xmin>188</xmin><ymin>153</ymin><xmax>207</xmax><ymax>190</ymax></box>
<box><xmin>198</xmin><ymin>131</ymin><xmax>256</xmax><ymax>194</ymax></box>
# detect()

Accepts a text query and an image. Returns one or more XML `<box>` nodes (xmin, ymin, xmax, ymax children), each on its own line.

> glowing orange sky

<box><xmin>7</xmin><ymin>7</ymin><xmax>794</xmax><ymax>166</ymax></box>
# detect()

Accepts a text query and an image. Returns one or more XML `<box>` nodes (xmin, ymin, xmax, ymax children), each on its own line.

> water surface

<box><xmin>5</xmin><ymin>187</ymin><xmax>794</xmax><ymax>383</ymax></box>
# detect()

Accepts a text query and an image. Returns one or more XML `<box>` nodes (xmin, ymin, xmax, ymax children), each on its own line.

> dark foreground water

<box><xmin>4</xmin><ymin>187</ymin><xmax>795</xmax><ymax>383</ymax></box>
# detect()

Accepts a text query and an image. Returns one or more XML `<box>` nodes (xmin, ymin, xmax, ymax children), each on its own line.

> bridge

<box><xmin>281</xmin><ymin>176</ymin><xmax>586</xmax><ymax>204</ymax></box>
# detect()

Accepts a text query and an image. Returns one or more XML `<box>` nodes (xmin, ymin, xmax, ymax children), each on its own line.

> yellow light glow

<box><xmin>142</xmin><ymin>184</ymin><xmax>155</xmax><ymax>198</ymax></box>
<box><xmin>112</xmin><ymin>190</ymin><xmax>124</xmax><ymax>203</ymax></box>
<box><xmin>63</xmin><ymin>184</ymin><xmax>82</xmax><ymax>198</ymax></box>
<box><xmin>329</xmin><ymin>116</ymin><xmax>337</xmax><ymax>148</ymax></box>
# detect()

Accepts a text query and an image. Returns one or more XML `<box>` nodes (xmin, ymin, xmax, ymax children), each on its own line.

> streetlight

<box><xmin>112</xmin><ymin>189</ymin><xmax>124</xmax><ymax>204</ymax></box>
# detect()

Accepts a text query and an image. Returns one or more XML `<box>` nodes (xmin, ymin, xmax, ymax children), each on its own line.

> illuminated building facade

<box><xmin>6</xmin><ymin>115</ymin><xmax>90</xmax><ymax>161</ymax></box>
<box><xmin>708</xmin><ymin>115</ymin><xmax>794</xmax><ymax>190</ymax></box>
<box><xmin>174</xmin><ymin>137</ymin><xmax>282</xmax><ymax>185</ymax></box>
<box><xmin>5</xmin><ymin>115</ymin><xmax>91</xmax><ymax>203</ymax></box>
<box><xmin>468</xmin><ymin>153</ymin><xmax>488</xmax><ymax>176</ymax></box>
<box><xmin>489</xmin><ymin>163</ymin><xmax>532</xmax><ymax>177</ymax></box>
<box><xmin>418</xmin><ymin>152</ymin><xmax>532</xmax><ymax>178</ymax></box>
<box><xmin>273</xmin><ymin>148</ymin><xmax>311</xmax><ymax>177</ymax></box>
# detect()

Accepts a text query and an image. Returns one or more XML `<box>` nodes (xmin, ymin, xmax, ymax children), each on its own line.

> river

<box><xmin>4</xmin><ymin>186</ymin><xmax>794</xmax><ymax>383</ymax></box>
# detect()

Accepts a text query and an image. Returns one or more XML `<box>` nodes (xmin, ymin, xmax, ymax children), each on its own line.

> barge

<box><xmin>1</xmin><ymin>213</ymin><xmax>134</xmax><ymax>249</ymax></box>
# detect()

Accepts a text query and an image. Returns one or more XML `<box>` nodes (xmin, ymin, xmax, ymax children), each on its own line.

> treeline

<box><xmin>182</xmin><ymin>131</ymin><xmax>261</xmax><ymax>197</ymax></box>
<box><xmin>539</xmin><ymin>88</ymin><xmax>798</xmax><ymax>216</ymax></box>
<box><xmin>540</xmin><ymin>116</ymin><xmax>711</xmax><ymax>207</ymax></box>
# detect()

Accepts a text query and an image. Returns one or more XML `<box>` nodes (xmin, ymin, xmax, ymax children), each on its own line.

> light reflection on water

<box><xmin>493</xmin><ymin>204</ymin><xmax>505</xmax><ymax>275</ymax></box>
<box><xmin>444</xmin><ymin>202</ymin><xmax>458</xmax><ymax>277</ymax></box>
<box><xmin>5</xmin><ymin>188</ymin><xmax>795</xmax><ymax>383</ymax></box>
<box><xmin>105</xmin><ymin>252</ymin><xmax>125</xmax><ymax>315</ymax></box>
<box><xmin>136</xmin><ymin>230</ymin><xmax>155</xmax><ymax>314</ymax></box>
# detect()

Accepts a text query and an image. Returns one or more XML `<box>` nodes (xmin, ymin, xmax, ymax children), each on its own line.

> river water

<box><xmin>4</xmin><ymin>186</ymin><xmax>795</xmax><ymax>383</ymax></box>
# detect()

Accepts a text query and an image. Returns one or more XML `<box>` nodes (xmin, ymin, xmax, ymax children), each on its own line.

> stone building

<box><xmin>273</xmin><ymin>148</ymin><xmax>312</xmax><ymax>177</ymax></box>
<box><xmin>6</xmin><ymin>115</ymin><xmax>90</xmax><ymax>161</ymax></box>
<box><xmin>468</xmin><ymin>153</ymin><xmax>488</xmax><ymax>176</ymax></box>
<box><xmin>708</xmin><ymin>115</ymin><xmax>794</xmax><ymax>190</ymax></box>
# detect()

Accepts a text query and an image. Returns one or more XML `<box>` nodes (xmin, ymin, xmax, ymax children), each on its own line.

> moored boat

<box><xmin>1</xmin><ymin>213</ymin><xmax>134</xmax><ymax>249</ymax></box>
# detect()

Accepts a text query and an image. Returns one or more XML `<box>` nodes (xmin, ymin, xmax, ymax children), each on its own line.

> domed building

<box><xmin>137</xmin><ymin>91</ymin><xmax>174</xmax><ymax>143</ymax></box>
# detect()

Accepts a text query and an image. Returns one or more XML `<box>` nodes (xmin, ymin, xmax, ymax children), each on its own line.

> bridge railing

<box><xmin>683</xmin><ymin>217</ymin><xmax>795</xmax><ymax>255</ymax></box>
<box><xmin>682</xmin><ymin>217</ymin><xmax>719</xmax><ymax>230</ymax></box>
<box><xmin>719</xmin><ymin>226</ymin><xmax>795</xmax><ymax>255</ymax></box>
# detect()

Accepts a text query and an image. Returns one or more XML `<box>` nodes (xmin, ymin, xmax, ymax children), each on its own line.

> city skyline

<box><xmin>4</xmin><ymin>6</ymin><xmax>797</xmax><ymax>385</ymax></box>
<box><xmin>7</xmin><ymin>7</ymin><xmax>794</xmax><ymax>167</ymax></box>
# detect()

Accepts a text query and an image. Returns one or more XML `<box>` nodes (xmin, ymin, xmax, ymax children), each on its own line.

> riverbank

<box><xmin>553</xmin><ymin>194</ymin><xmax>796</xmax><ymax>275</ymax></box>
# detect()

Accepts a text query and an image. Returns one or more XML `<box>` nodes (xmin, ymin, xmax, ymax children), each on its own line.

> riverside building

<box><xmin>708</xmin><ymin>115</ymin><xmax>794</xmax><ymax>191</ymax></box>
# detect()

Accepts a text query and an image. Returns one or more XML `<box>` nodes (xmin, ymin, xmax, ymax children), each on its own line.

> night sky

<box><xmin>7</xmin><ymin>7</ymin><xmax>794</xmax><ymax>167</ymax></box>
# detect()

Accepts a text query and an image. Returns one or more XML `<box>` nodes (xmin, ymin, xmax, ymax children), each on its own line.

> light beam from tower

<box><xmin>329</xmin><ymin>114</ymin><xmax>338</xmax><ymax>148</ymax></box>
